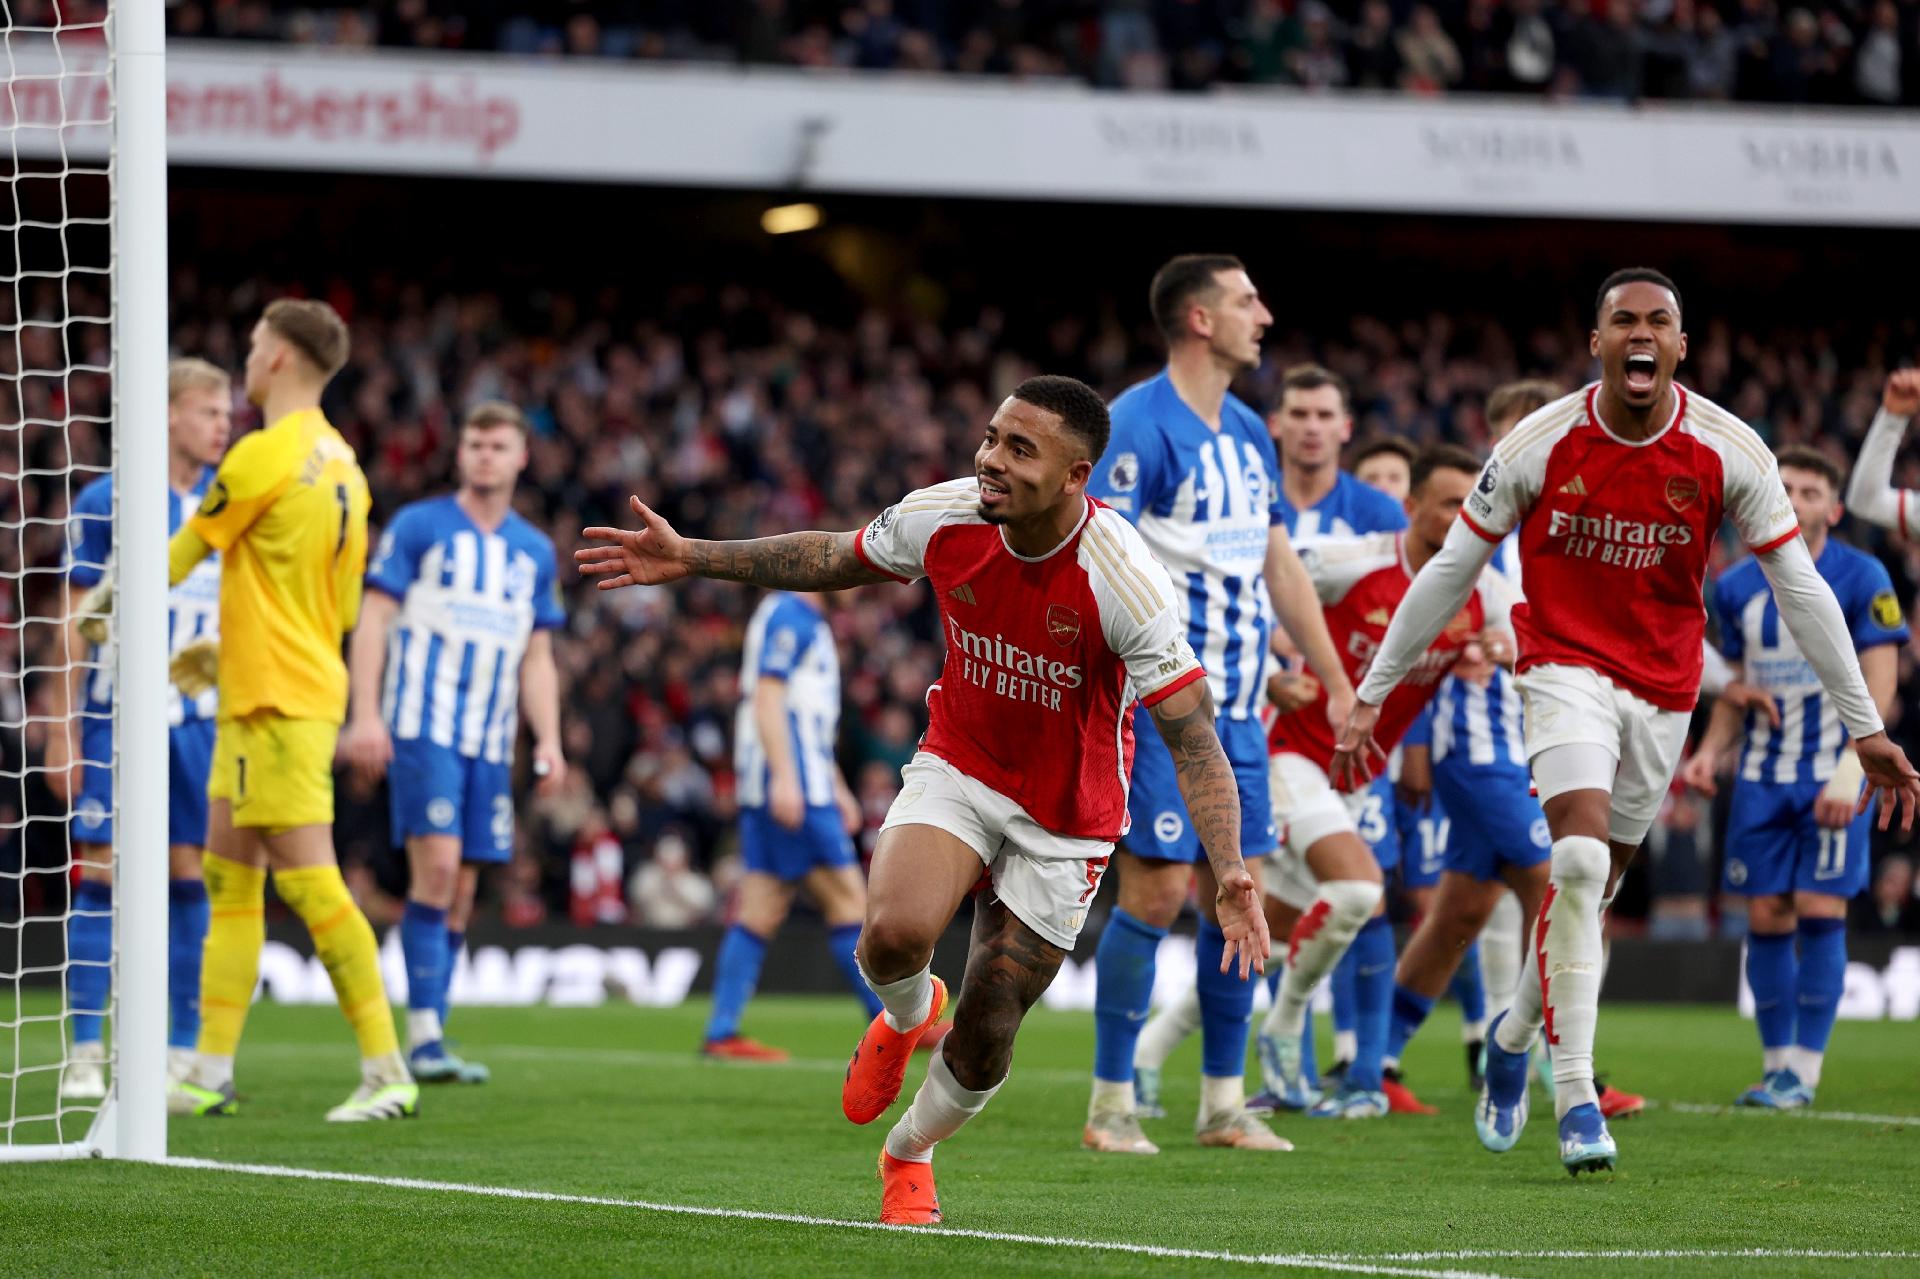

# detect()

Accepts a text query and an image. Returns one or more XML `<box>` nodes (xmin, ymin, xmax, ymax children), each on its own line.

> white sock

<box><xmin>1763</xmin><ymin>1046</ymin><xmax>1791</xmax><ymax>1074</ymax></box>
<box><xmin>1089</xmin><ymin>1077</ymin><xmax>1133</xmax><ymax>1117</ymax></box>
<box><xmin>884</xmin><ymin>1050</ymin><xmax>1001</xmax><ymax>1163</ymax></box>
<box><xmin>1541</xmin><ymin>836</ymin><xmax>1609</xmax><ymax>1119</ymax></box>
<box><xmin>1480</xmin><ymin>889</ymin><xmax>1524</xmax><ymax>1025</ymax></box>
<box><xmin>407</xmin><ymin>1009</ymin><xmax>443</xmax><ymax>1050</ymax></box>
<box><xmin>191</xmin><ymin>1053</ymin><xmax>234</xmax><ymax>1090</ymax></box>
<box><xmin>364</xmin><ymin>1050</ymin><xmax>412</xmax><ymax>1087</ymax></box>
<box><xmin>861</xmin><ymin>958</ymin><xmax>933</xmax><ymax>1032</ymax></box>
<box><xmin>1198</xmin><ymin>1073</ymin><xmax>1245</xmax><ymax>1123</ymax></box>
<box><xmin>1495</xmin><ymin>915</ymin><xmax>1545</xmax><ymax>1056</ymax></box>
<box><xmin>1383</xmin><ymin>1053</ymin><xmax>1401</xmax><ymax>1071</ymax></box>
<box><xmin>1461</xmin><ymin>1017</ymin><xmax>1488</xmax><ymax>1043</ymax></box>
<box><xmin>1333</xmin><ymin>1029</ymin><xmax>1358</xmax><ymax>1064</ymax></box>
<box><xmin>1270</xmin><ymin>880</ymin><xmax>1382</xmax><ymax>1038</ymax></box>
<box><xmin>1789</xmin><ymin>1046</ymin><xmax>1824</xmax><ymax>1088</ymax></box>
<box><xmin>1134</xmin><ymin>982</ymin><xmax>1202</xmax><ymax>1072</ymax></box>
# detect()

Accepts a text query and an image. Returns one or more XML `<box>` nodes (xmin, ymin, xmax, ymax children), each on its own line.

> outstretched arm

<box><xmin>1266</xmin><ymin>524</ymin><xmax>1354</xmax><ymax>726</ymax></box>
<box><xmin>1148</xmin><ymin>679</ymin><xmax>1270</xmax><ymax>978</ymax></box>
<box><xmin>576</xmin><ymin>496</ymin><xmax>889</xmax><ymax>592</ymax></box>
<box><xmin>1757</xmin><ymin>535</ymin><xmax>1920</xmax><ymax>829</ymax></box>
<box><xmin>1845</xmin><ymin>371</ymin><xmax>1920</xmax><ymax>535</ymax></box>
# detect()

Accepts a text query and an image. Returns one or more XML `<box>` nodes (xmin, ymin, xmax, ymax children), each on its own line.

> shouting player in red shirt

<box><xmin>1258</xmin><ymin>443</ymin><xmax>1513</xmax><ymax>1120</ymax></box>
<box><xmin>1334</xmin><ymin>269</ymin><xmax>1920</xmax><ymax>1176</ymax></box>
<box><xmin>577</xmin><ymin>375</ymin><xmax>1269</xmax><ymax>1224</ymax></box>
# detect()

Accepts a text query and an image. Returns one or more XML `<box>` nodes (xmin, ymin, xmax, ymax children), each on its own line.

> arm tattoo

<box><xmin>684</xmin><ymin>530</ymin><xmax>885</xmax><ymax>591</ymax></box>
<box><xmin>943</xmin><ymin>895</ymin><xmax>1068</xmax><ymax>1092</ymax></box>
<box><xmin>1149</xmin><ymin>686</ymin><xmax>1244</xmax><ymax>883</ymax></box>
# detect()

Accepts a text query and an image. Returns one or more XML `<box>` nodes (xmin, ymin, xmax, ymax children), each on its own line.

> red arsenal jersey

<box><xmin>1460</xmin><ymin>384</ymin><xmax>1799</xmax><ymax>712</ymax></box>
<box><xmin>855</xmin><ymin>479</ymin><xmax>1206</xmax><ymax>840</ymax></box>
<box><xmin>1267</xmin><ymin>532</ymin><xmax>1505</xmax><ymax>781</ymax></box>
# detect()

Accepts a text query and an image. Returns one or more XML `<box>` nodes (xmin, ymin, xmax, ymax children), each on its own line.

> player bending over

<box><xmin>1682</xmin><ymin>445</ymin><xmax>1905</xmax><ymax>1108</ymax></box>
<box><xmin>167</xmin><ymin>300</ymin><xmax>417</xmax><ymax>1121</ymax></box>
<box><xmin>342</xmin><ymin>402</ymin><xmax>567</xmax><ymax>1085</ymax></box>
<box><xmin>1335</xmin><ymin>269</ymin><xmax>1920</xmax><ymax>1175</ymax></box>
<box><xmin>579</xmin><ymin>375</ymin><xmax>1269</xmax><ymax>1224</ymax></box>
<box><xmin>1257</xmin><ymin>444</ymin><xmax>1512</xmax><ymax>1120</ymax></box>
<box><xmin>697</xmin><ymin>585</ymin><xmax>890</xmax><ymax>1060</ymax></box>
<box><xmin>49</xmin><ymin>358</ymin><xmax>230</xmax><ymax>1097</ymax></box>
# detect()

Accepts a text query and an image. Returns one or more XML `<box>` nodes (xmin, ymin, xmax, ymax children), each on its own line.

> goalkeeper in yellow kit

<box><xmin>167</xmin><ymin>299</ymin><xmax>418</xmax><ymax>1121</ymax></box>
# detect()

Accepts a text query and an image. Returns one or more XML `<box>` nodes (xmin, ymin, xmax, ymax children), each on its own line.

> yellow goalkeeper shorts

<box><xmin>209</xmin><ymin>713</ymin><xmax>338</xmax><ymax>830</ymax></box>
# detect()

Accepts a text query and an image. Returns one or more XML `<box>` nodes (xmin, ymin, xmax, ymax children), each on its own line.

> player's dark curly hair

<box><xmin>1595</xmin><ymin>267</ymin><xmax>1682</xmax><ymax>321</ymax></box>
<box><xmin>1351</xmin><ymin>434</ymin><xmax>1415</xmax><ymax>471</ymax></box>
<box><xmin>1012</xmin><ymin>374</ymin><xmax>1111</xmax><ymax>463</ymax></box>
<box><xmin>1149</xmin><ymin>254</ymin><xmax>1246</xmax><ymax>344</ymax></box>
<box><xmin>1410</xmin><ymin>442</ymin><xmax>1484</xmax><ymax>495</ymax></box>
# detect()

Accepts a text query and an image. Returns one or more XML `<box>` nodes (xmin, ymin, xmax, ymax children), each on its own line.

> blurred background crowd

<box><xmin>137</xmin><ymin>0</ymin><xmax>1920</xmax><ymax>106</ymax></box>
<box><xmin>4</xmin><ymin>173</ymin><xmax>1920</xmax><ymax>941</ymax></box>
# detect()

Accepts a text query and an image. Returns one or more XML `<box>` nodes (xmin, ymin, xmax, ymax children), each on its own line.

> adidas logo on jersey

<box><xmin>949</xmin><ymin>583</ymin><xmax>978</xmax><ymax>606</ymax></box>
<box><xmin>1558</xmin><ymin>475</ymin><xmax>1589</xmax><ymax>496</ymax></box>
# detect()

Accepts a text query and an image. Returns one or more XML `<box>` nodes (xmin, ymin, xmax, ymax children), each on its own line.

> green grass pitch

<box><xmin>3</xmin><ymin>998</ymin><xmax>1916</xmax><ymax>1276</ymax></box>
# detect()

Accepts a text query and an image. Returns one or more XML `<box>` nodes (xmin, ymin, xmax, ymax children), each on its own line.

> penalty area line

<box><xmin>1340</xmin><ymin>1250</ymin><xmax>1920</xmax><ymax>1262</ymax></box>
<box><xmin>1656</xmin><ymin>1101</ymin><xmax>1920</xmax><ymax>1127</ymax></box>
<box><xmin>159</xmin><ymin>1156</ymin><xmax>1511</xmax><ymax>1279</ymax></box>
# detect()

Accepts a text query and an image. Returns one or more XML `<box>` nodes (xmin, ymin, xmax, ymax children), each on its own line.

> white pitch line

<box><xmin>1657</xmin><ymin>1101</ymin><xmax>1920</xmax><ymax>1128</ymax></box>
<box><xmin>1341</xmin><ymin>1250</ymin><xmax>1920</xmax><ymax>1262</ymax></box>
<box><xmin>158</xmin><ymin>1156</ymin><xmax>1510</xmax><ymax>1279</ymax></box>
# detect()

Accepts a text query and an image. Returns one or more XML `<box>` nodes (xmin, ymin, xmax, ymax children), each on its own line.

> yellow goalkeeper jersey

<box><xmin>178</xmin><ymin>407</ymin><xmax>370</xmax><ymax>723</ymax></box>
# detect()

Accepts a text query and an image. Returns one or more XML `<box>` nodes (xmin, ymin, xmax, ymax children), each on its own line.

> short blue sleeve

<box><xmin>1256</xmin><ymin>430</ymin><xmax>1287</xmax><ymax>527</ymax></box>
<box><xmin>65</xmin><ymin>477</ymin><xmax>114</xmax><ymax>589</ymax></box>
<box><xmin>366</xmin><ymin>503</ymin><xmax>429</xmax><ymax>600</ymax></box>
<box><xmin>1708</xmin><ymin>566</ymin><xmax>1747</xmax><ymax>663</ymax></box>
<box><xmin>1402</xmin><ymin>703</ymin><xmax>1433</xmax><ymax>749</ymax></box>
<box><xmin>1842</xmin><ymin>553</ymin><xmax>1910</xmax><ymax>650</ymax></box>
<box><xmin>1087</xmin><ymin>389</ymin><xmax>1174</xmax><ymax>524</ymax></box>
<box><xmin>757</xmin><ymin>598</ymin><xmax>822</xmax><ymax>680</ymax></box>
<box><xmin>1362</xmin><ymin>484</ymin><xmax>1409</xmax><ymax>534</ymax></box>
<box><xmin>531</xmin><ymin>535</ymin><xmax>566</xmax><ymax>631</ymax></box>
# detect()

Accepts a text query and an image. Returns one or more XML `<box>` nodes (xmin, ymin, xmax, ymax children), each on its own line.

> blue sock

<box><xmin>1093</xmin><ymin>908</ymin><xmax>1165</xmax><ymax>1083</ymax></box>
<box><xmin>1332</xmin><ymin>942</ymin><xmax>1359</xmax><ymax>1059</ymax></box>
<box><xmin>167</xmin><ymin>878</ymin><xmax>210</xmax><ymax>1051</ymax></box>
<box><xmin>830</xmin><ymin>923</ymin><xmax>883</xmax><ymax>1018</ymax></box>
<box><xmin>1449</xmin><ymin>939</ymin><xmax>1486</xmax><ymax>1028</ymax></box>
<box><xmin>401</xmin><ymin>901</ymin><xmax>450</xmax><ymax>1052</ymax></box>
<box><xmin>439</xmin><ymin>929</ymin><xmax>463</xmax><ymax>1032</ymax></box>
<box><xmin>1793</xmin><ymin>918</ymin><xmax>1847</xmax><ymax>1056</ymax></box>
<box><xmin>1747</xmin><ymin>929</ymin><xmax>1798</xmax><ymax>1054</ymax></box>
<box><xmin>705</xmin><ymin>924</ymin><xmax>770</xmax><ymax>1043</ymax></box>
<box><xmin>1387</xmin><ymin>983</ymin><xmax>1437</xmax><ymax>1064</ymax></box>
<box><xmin>68</xmin><ymin>881</ymin><xmax>113</xmax><ymax>1045</ymax></box>
<box><xmin>1301</xmin><ymin>1006</ymin><xmax>1320</xmax><ymax>1086</ymax></box>
<box><xmin>1195</xmin><ymin>917</ymin><xmax>1256</xmax><ymax>1078</ymax></box>
<box><xmin>1346</xmin><ymin>916</ymin><xmax>1395</xmax><ymax>1092</ymax></box>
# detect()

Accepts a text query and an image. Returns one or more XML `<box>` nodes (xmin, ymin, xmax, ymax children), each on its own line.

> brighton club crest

<box><xmin>1046</xmin><ymin>603</ymin><xmax>1081</xmax><ymax>648</ymax></box>
<box><xmin>1665</xmin><ymin>476</ymin><xmax>1700</xmax><ymax>513</ymax></box>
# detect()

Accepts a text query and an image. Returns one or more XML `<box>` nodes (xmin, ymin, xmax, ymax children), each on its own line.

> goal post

<box><xmin>0</xmin><ymin>0</ymin><xmax>168</xmax><ymax>1162</ymax></box>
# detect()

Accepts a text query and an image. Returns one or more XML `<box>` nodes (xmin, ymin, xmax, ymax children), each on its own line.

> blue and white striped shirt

<box><xmin>1433</xmin><ymin>532</ymin><xmax>1528</xmax><ymax>771</ymax></box>
<box><xmin>367</xmin><ymin>496</ymin><xmax>564</xmax><ymax>764</ymax></box>
<box><xmin>734</xmin><ymin>593</ymin><xmax>842</xmax><ymax>808</ymax></box>
<box><xmin>1091</xmin><ymin>371</ymin><xmax>1283</xmax><ymax>720</ymax></box>
<box><xmin>1713</xmin><ymin>539</ymin><xmax>1908</xmax><ymax>786</ymax></box>
<box><xmin>66</xmin><ymin>470</ymin><xmax>221</xmax><ymax>731</ymax></box>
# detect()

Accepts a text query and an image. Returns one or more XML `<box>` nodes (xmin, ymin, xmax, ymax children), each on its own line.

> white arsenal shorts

<box><xmin>1262</xmin><ymin>751</ymin><xmax>1373</xmax><ymax>911</ymax></box>
<box><xmin>881</xmin><ymin>751</ymin><xmax>1113</xmax><ymax>949</ymax></box>
<box><xmin>1515</xmin><ymin>663</ymin><xmax>1690</xmax><ymax>847</ymax></box>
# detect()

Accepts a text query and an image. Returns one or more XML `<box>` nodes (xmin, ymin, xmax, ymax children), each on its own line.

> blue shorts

<box><xmin>1351</xmin><ymin>776</ymin><xmax>1400</xmax><ymax>873</ymax></box>
<box><xmin>388</xmin><ymin>737</ymin><xmax>515</xmax><ymax>865</ymax></box>
<box><xmin>739</xmin><ymin>804</ymin><xmax>857</xmax><ymax>881</ymax></box>
<box><xmin>1432</xmin><ymin>760</ymin><xmax>1550</xmax><ymax>882</ymax></box>
<box><xmin>1397</xmin><ymin>793</ymin><xmax>1449</xmax><ymax>890</ymax></box>
<box><xmin>1124</xmin><ymin>709</ymin><xmax>1275</xmax><ymax>862</ymax></box>
<box><xmin>71</xmin><ymin>718</ymin><xmax>215</xmax><ymax>849</ymax></box>
<box><xmin>1722</xmin><ymin>777</ymin><xmax>1872</xmax><ymax>900</ymax></box>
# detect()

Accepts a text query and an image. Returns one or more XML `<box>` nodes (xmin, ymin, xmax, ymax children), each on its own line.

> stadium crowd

<box><xmin>4</xmin><ymin>262</ymin><xmax>1920</xmax><ymax>935</ymax></box>
<box><xmin>151</xmin><ymin>0</ymin><xmax>1920</xmax><ymax>106</ymax></box>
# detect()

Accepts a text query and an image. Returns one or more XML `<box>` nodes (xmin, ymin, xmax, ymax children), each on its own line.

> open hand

<box><xmin>1330</xmin><ymin>700</ymin><xmax>1390</xmax><ymax>792</ymax></box>
<box><xmin>1212</xmin><ymin>864</ymin><xmax>1271</xmax><ymax>979</ymax></box>
<box><xmin>1855</xmin><ymin>732</ymin><xmax>1920</xmax><ymax>831</ymax></box>
<box><xmin>576</xmin><ymin>496</ymin><xmax>692</xmax><ymax>590</ymax></box>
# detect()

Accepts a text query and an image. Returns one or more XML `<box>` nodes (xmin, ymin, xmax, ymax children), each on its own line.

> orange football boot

<box><xmin>914</xmin><ymin>1021</ymin><xmax>953</xmax><ymax>1054</ymax></box>
<box><xmin>1382</xmin><ymin>1073</ymin><xmax>1439</xmax><ymax>1115</ymax></box>
<box><xmin>701</xmin><ymin>1036</ymin><xmax>789</xmax><ymax>1062</ymax></box>
<box><xmin>1597</xmin><ymin>1080</ymin><xmax>1644</xmax><ymax>1119</ymax></box>
<box><xmin>879</xmin><ymin>1150</ymin><xmax>942</xmax><ymax>1225</ymax></box>
<box><xmin>842</xmin><ymin>977</ymin><xmax>949</xmax><ymax>1124</ymax></box>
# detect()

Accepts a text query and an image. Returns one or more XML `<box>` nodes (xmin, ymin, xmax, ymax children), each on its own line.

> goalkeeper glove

<box><xmin>74</xmin><ymin>575</ymin><xmax>114</xmax><ymax>646</ymax></box>
<box><xmin>169</xmin><ymin>637</ymin><xmax>220</xmax><ymax>698</ymax></box>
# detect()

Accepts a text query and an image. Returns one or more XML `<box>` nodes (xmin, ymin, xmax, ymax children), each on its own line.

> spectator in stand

<box><xmin>630</xmin><ymin>830</ymin><xmax>718</xmax><ymax>929</ymax></box>
<box><xmin>1348</xmin><ymin>0</ymin><xmax>1404</xmax><ymax>90</ymax></box>
<box><xmin>1852</xmin><ymin>853</ymin><xmax>1920</xmax><ymax>934</ymax></box>
<box><xmin>1397</xmin><ymin>5</ymin><xmax>1464</xmax><ymax>92</ymax></box>
<box><xmin>1853</xmin><ymin>0</ymin><xmax>1904</xmax><ymax>104</ymax></box>
<box><xmin>1290</xmin><ymin>1</ymin><xmax>1352</xmax><ymax>88</ymax></box>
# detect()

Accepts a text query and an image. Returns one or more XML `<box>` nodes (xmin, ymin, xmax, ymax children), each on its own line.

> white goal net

<box><xmin>3</xmin><ymin>0</ymin><xmax>168</xmax><ymax>1161</ymax></box>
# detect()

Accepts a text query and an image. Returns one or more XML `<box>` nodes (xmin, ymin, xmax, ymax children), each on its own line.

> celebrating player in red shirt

<box><xmin>1333</xmin><ymin>269</ymin><xmax>1920</xmax><ymax>1176</ymax></box>
<box><xmin>577</xmin><ymin>375</ymin><xmax>1269</xmax><ymax>1225</ymax></box>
